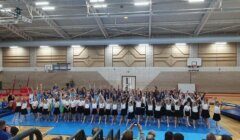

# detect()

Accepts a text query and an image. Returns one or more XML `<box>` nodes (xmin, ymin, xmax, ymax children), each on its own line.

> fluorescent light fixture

<box><xmin>214</xmin><ymin>42</ymin><xmax>227</xmax><ymax>45</ymax></box>
<box><xmin>109</xmin><ymin>44</ymin><xmax>119</xmax><ymax>47</ymax></box>
<box><xmin>188</xmin><ymin>0</ymin><xmax>204</xmax><ymax>3</ymax></box>
<box><xmin>35</xmin><ymin>1</ymin><xmax>49</xmax><ymax>6</ymax></box>
<box><xmin>9</xmin><ymin>46</ymin><xmax>19</xmax><ymax>49</ymax></box>
<box><xmin>40</xmin><ymin>45</ymin><xmax>49</xmax><ymax>48</ymax></box>
<box><xmin>134</xmin><ymin>2</ymin><xmax>150</xmax><ymax>6</ymax></box>
<box><xmin>42</xmin><ymin>6</ymin><xmax>55</xmax><ymax>11</ymax></box>
<box><xmin>124</xmin><ymin>16</ymin><xmax>128</xmax><ymax>19</ymax></box>
<box><xmin>90</xmin><ymin>0</ymin><xmax>105</xmax><ymax>3</ymax></box>
<box><xmin>93</xmin><ymin>4</ymin><xmax>107</xmax><ymax>8</ymax></box>
<box><xmin>138</xmin><ymin>44</ymin><xmax>149</xmax><ymax>46</ymax></box>
<box><xmin>175</xmin><ymin>43</ymin><xmax>187</xmax><ymax>46</ymax></box>
<box><xmin>71</xmin><ymin>45</ymin><xmax>82</xmax><ymax>48</ymax></box>
<box><xmin>0</xmin><ymin>4</ymin><xmax>2</xmax><ymax>8</ymax></box>
<box><xmin>0</xmin><ymin>8</ymin><xmax>11</xmax><ymax>12</ymax></box>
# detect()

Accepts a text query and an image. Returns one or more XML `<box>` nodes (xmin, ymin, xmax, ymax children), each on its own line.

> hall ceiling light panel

<box><xmin>0</xmin><ymin>4</ymin><xmax>2</xmax><ymax>8</ymax></box>
<box><xmin>90</xmin><ymin>0</ymin><xmax>105</xmax><ymax>3</ymax></box>
<box><xmin>71</xmin><ymin>45</ymin><xmax>82</xmax><ymax>48</ymax></box>
<box><xmin>35</xmin><ymin>1</ymin><xmax>49</xmax><ymax>6</ymax></box>
<box><xmin>40</xmin><ymin>45</ymin><xmax>50</xmax><ymax>48</ymax></box>
<box><xmin>215</xmin><ymin>42</ymin><xmax>227</xmax><ymax>45</ymax></box>
<box><xmin>0</xmin><ymin>8</ymin><xmax>11</xmax><ymax>12</ymax></box>
<box><xmin>93</xmin><ymin>4</ymin><xmax>107</xmax><ymax>8</ymax></box>
<box><xmin>42</xmin><ymin>6</ymin><xmax>55</xmax><ymax>11</ymax></box>
<box><xmin>134</xmin><ymin>2</ymin><xmax>150</xmax><ymax>6</ymax></box>
<box><xmin>9</xmin><ymin>46</ymin><xmax>19</xmax><ymax>49</ymax></box>
<box><xmin>175</xmin><ymin>43</ymin><xmax>187</xmax><ymax>46</ymax></box>
<box><xmin>188</xmin><ymin>0</ymin><xmax>204</xmax><ymax>3</ymax></box>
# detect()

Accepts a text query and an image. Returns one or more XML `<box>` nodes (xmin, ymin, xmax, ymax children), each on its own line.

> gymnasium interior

<box><xmin>0</xmin><ymin>0</ymin><xmax>240</xmax><ymax>140</ymax></box>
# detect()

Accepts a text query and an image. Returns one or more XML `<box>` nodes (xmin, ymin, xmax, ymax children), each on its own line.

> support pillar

<box><xmin>189</xmin><ymin>44</ymin><xmax>198</xmax><ymax>58</ymax></box>
<box><xmin>105</xmin><ymin>45</ymin><xmax>113</xmax><ymax>67</ymax></box>
<box><xmin>29</xmin><ymin>47</ymin><xmax>36</xmax><ymax>67</ymax></box>
<box><xmin>146</xmin><ymin>44</ymin><xmax>153</xmax><ymax>67</ymax></box>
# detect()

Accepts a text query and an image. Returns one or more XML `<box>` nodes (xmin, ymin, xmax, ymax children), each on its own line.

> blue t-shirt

<box><xmin>0</xmin><ymin>130</ymin><xmax>12</xmax><ymax>140</ymax></box>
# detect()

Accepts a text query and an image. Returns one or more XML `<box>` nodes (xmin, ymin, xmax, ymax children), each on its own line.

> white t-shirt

<box><xmin>112</xmin><ymin>104</ymin><xmax>117</xmax><ymax>110</ymax></box>
<box><xmin>32</xmin><ymin>101</ymin><xmax>38</xmax><ymax>107</ymax></box>
<box><xmin>70</xmin><ymin>100</ymin><xmax>77</xmax><ymax>108</ymax></box>
<box><xmin>21</xmin><ymin>102</ymin><xmax>27</xmax><ymax>109</ymax></box>
<box><xmin>148</xmin><ymin>105</ymin><xmax>153</xmax><ymax>111</ymax></box>
<box><xmin>192</xmin><ymin>106</ymin><xmax>198</xmax><ymax>113</ymax></box>
<box><xmin>128</xmin><ymin>105</ymin><xmax>134</xmax><ymax>112</ymax></box>
<box><xmin>184</xmin><ymin>105</ymin><xmax>191</xmax><ymax>112</ymax></box>
<box><xmin>99</xmin><ymin>103</ymin><xmax>104</xmax><ymax>109</ymax></box>
<box><xmin>166</xmin><ymin>104</ymin><xmax>171</xmax><ymax>111</ymax></box>
<box><xmin>54</xmin><ymin>101</ymin><xmax>60</xmax><ymax>108</ymax></box>
<box><xmin>214</xmin><ymin>106</ymin><xmax>220</xmax><ymax>114</ymax></box>
<box><xmin>175</xmin><ymin>105</ymin><xmax>180</xmax><ymax>111</ymax></box>
<box><xmin>85</xmin><ymin>103</ymin><xmax>90</xmax><ymax>109</ymax></box>
<box><xmin>136</xmin><ymin>101</ymin><xmax>141</xmax><ymax>108</ymax></box>
<box><xmin>105</xmin><ymin>103</ymin><xmax>111</xmax><ymax>109</ymax></box>
<box><xmin>43</xmin><ymin>103</ymin><xmax>49</xmax><ymax>109</ymax></box>
<box><xmin>16</xmin><ymin>102</ymin><xmax>22</xmax><ymax>107</ymax></box>
<box><xmin>92</xmin><ymin>103</ymin><xmax>97</xmax><ymax>109</ymax></box>
<box><xmin>155</xmin><ymin>105</ymin><xmax>161</xmax><ymax>111</ymax></box>
<box><xmin>202</xmin><ymin>103</ymin><xmax>209</xmax><ymax>110</ymax></box>
<box><xmin>121</xmin><ymin>103</ymin><xmax>126</xmax><ymax>109</ymax></box>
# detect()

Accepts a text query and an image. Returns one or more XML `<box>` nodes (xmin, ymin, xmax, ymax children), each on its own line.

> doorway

<box><xmin>122</xmin><ymin>76</ymin><xmax>136</xmax><ymax>91</ymax></box>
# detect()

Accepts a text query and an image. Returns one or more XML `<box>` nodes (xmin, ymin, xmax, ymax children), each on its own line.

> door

<box><xmin>122</xmin><ymin>76</ymin><xmax>136</xmax><ymax>91</ymax></box>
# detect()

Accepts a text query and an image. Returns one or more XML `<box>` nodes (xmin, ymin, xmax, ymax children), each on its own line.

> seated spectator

<box><xmin>10</xmin><ymin>126</ymin><xmax>19</xmax><ymax>137</ymax></box>
<box><xmin>206</xmin><ymin>133</ymin><xmax>216</xmax><ymax>140</ymax></box>
<box><xmin>146</xmin><ymin>130</ymin><xmax>156</xmax><ymax>140</ymax></box>
<box><xmin>165</xmin><ymin>131</ymin><xmax>173</xmax><ymax>140</ymax></box>
<box><xmin>0</xmin><ymin>120</ymin><xmax>12</xmax><ymax>140</ymax></box>
<box><xmin>121</xmin><ymin>123</ymin><xmax>144</xmax><ymax>140</ymax></box>
<box><xmin>221</xmin><ymin>135</ymin><xmax>232</xmax><ymax>140</ymax></box>
<box><xmin>174</xmin><ymin>133</ymin><xmax>184</xmax><ymax>140</ymax></box>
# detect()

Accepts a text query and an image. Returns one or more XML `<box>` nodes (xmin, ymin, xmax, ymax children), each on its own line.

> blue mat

<box><xmin>1</xmin><ymin>114</ymin><xmax>231</xmax><ymax>140</ymax></box>
<box><xmin>221</xmin><ymin>109</ymin><xmax>240</xmax><ymax>121</ymax></box>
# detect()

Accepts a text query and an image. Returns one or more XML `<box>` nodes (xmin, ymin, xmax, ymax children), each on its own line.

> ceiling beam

<box><xmin>1</xmin><ymin>36</ymin><xmax>240</xmax><ymax>47</ymax></box>
<box><xmin>194</xmin><ymin>0</ymin><xmax>222</xmax><ymax>35</ymax></box>
<box><xmin>149</xmin><ymin>0</ymin><xmax>152</xmax><ymax>38</ymax></box>
<box><xmin>20</xmin><ymin>0</ymin><xmax>70</xmax><ymax>39</ymax></box>
<box><xmin>86</xmin><ymin>1</ymin><xmax>108</xmax><ymax>38</ymax></box>
<box><xmin>2</xmin><ymin>24</ymin><xmax>32</xmax><ymax>40</ymax></box>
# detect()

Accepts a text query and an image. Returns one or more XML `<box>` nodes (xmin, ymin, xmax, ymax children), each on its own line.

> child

<box><xmin>165</xmin><ymin>99</ymin><xmax>172</xmax><ymax>127</ymax></box>
<box><xmin>42</xmin><ymin>99</ymin><xmax>50</xmax><ymax>121</ymax></box>
<box><xmin>174</xmin><ymin>101</ymin><xmax>181</xmax><ymax>128</ymax></box>
<box><xmin>111</xmin><ymin>100</ymin><xmax>118</xmax><ymax>125</ymax></box>
<box><xmin>90</xmin><ymin>99</ymin><xmax>97</xmax><ymax>124</ymax></box>
<box><xmin>32</xmin><ymin>97</ymin><xmax>39</xmax><ymax>120</ymax></box>
<box><xmin>83</xmin><ymin>99</ymin><xmax>90</xmax><ymax>123</ymax></box>
<box><xmin>213</xmin><ymin>101</ymin><xmax>221</xmax><ymax>131</ymax></box>
<box><xmin>70</xmin><ymin>97</ymin><xmax>77</xmax><ymax>122</ymax></box>
<box><xmin>201</xmin><ymin>98</ymin><xmax>210</xmax><ymax>128</ymax></box>
<box><xmin>37</xmin><ymin>98</ymin><xmax>43</xmax><ymax>121</ymax></box>
<box><xmin>135</xmin><ymin>98</ymin><xmax>142</xmax><ymax>124</ymax></box>
<box><xmin>145</xmin><ymin>99</ymin><xmax>154</xmax><ymax>126</ymax></box>
<box><xmin>119</xmin><ymin>99</ymin><xmax>127</xmax><ymax>125</ymax></box>
<box><xmin>126</xmin><ymin>101</ymin><xmax>135</xmax><ymax>126</ymax></box>
<box><xmin>154</xmin><ymin>100</ymin><xmax>162</xmax><ymax>128</ymax></box>
<box><xmin>63</xmin><ymin>97</ymin><xmax>70</xmax><ymax>122</ymax></box>
<box><xmin>184</xmin><ymin>102</ymin><xmax>191</xmax><ymax>127</ymax></box>
<box><xmin>191</xmin><ymin>102</ymin><xmax>199</xmax><ymax>129</ymax></box>
<box><xmin>105</xmin><ymin>99</ymin><xmax>112</xmax><ymax>124</ymax></box>
<box><xmin>77</xmin><ymin>97</ymin><xmax>85</xmax><ymax>122</ymax></box>
<box><xmin>53</xmin><ymin>98</ymin><xmax>60</xmax><ymax>122</ymax></box>
<box><xmin>12</xmin><ymin>97</ymin><xmax>22</xmax><ymax>123</ymax></box>
<box><xmin>98</xmin><ymin>98</ymin><xmax>105</xmax><ymax>124</ymax></box>
<box><xmin>20</xmin><ymin>98</ymin><xmax>28</xmax><ymax>122</ymax></box>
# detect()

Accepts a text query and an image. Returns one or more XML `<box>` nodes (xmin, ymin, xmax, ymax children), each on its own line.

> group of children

<box><xmin>11</xmin><ymin>86</ymin><xmax>222</xmax><ymax>130</ymax></box>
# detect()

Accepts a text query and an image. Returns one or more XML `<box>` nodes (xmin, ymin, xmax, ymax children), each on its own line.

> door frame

<box><xmin>121</xmin><ymin>76</ymin><xmax>136</xmax><ymax>90</ymax></box>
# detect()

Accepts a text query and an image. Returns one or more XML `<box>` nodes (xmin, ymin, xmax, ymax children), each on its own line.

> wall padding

<box><xmin>73</xmin><ymin>46</ymin><xmax>105</xmax><ymax>67</ymax></box>
<box><xmin>3</xmin><ymin>48</ymin><xmax>30</xmax><ymax>67</ymax></box>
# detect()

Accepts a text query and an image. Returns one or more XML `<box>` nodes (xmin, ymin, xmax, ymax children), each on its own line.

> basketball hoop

<box><xmin>188</xmin><ymin>64</ymin><xmax>199</xmax><ymax>72</ymax></box>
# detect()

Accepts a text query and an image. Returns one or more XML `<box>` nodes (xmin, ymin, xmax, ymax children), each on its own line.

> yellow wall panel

<box><xmin>3</xmin><ymin>48</ymin><xmax>30</xmax><ymax>67</ymax></box>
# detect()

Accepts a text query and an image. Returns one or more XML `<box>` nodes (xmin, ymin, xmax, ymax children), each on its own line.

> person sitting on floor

<box><xmin>0</xmin><ymin>120</ymin><xmax>12</xmax><ymax>140</ymax></box>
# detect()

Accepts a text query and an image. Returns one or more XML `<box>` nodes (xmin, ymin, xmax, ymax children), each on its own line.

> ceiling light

<box><xmin>71</xmin><ymin>45</ymin><xmax>82</xmax><ymax>48</ymax></box>
<box><xmin>40</xmin><ymin>45</ymin><xmax>50</xmax><ymax>48</ymax></box>
<box><xmin>35</xmin><ymin>1</ymin><xmax>49</xmax><ymax>6</ymax></box>
<box><xmin>214</xmin><ymin>42</ymin><xmax>227</xmax><ymax>45</ymax></box>
<box><xmin>109</xmin><ymin>44</ymin><xmax>119</xmax><ymax>47</ymax></box>
<box><xmin>188</xmin><ymin>0</ymin><xmax>204</xmax><ymax>3</ymax></box>
<box><xmin>138</xmin><ymin>44</ymin><xmax>149</xmax><ymax>46</ymax></box>
<box><xmin>134</xmin><ymin>2</ymin><xmax>150</xmax><ymax>6</ymax></box>
<box><xmin>0</xmin><ymin>4</ymin><xmax>2</xmax><ymax>8</ymax></box>
<box><xmin>90</xmin><ymin>0</ymin><xmax>105</xmax><ymax>3</ymax></box>
<box><xmin>175</xmin><ymin>43</ymin><xmax>187</xmax><ymax>46</ymax></box>
<box><xmin>0</xmin><ymin>8</ymin><xmax>11</xmax><ymax>12</ymax></box>
<box><xmin>124</xmin><ymin>16</ymin><xmax>128</xmax><ymax>19</ymax></box>
<box><xmin>93</xmin><ymin>4</ymin><xmax>107</xmax><ymax>8</ymax></box>
<box><xmin>42</xmin><ymin>6</ymin><xmax>55</xmax><ymax>11</ymax></box>
<box><xmin>9</xmin><ymin>46</ymin><xmax>19</xmax><ymax>49</ymax></box>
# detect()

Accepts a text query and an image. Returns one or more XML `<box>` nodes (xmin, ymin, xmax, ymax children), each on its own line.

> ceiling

<box><xmin>0</xmin><ymin>0</ymin><xmax>240</xmax><ymax>41</ymax></box>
